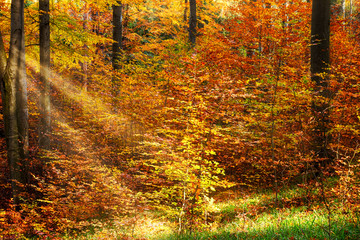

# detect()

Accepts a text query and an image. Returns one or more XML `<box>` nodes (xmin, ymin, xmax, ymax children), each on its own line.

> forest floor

<box><xmin>58</xmin><ymin>185</ymin><xmax>360</xmax><ymax>240</ymax></box>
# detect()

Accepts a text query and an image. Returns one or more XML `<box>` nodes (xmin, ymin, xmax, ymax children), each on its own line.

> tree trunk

<box><xmin>1</xmin><ymin>0</ymin><xmax>29</xmax><ymax>209</ymax></box>
<box><xmin>11</xmin><ymin>0</ymin><xmax>28</xmax><ymax>162</ymax></box>
<box><xmin>189</xmin><ymin>0</ymin><xmax>196</xmax><ymax>46</ymax></box>
<box><xmin>0</xmin><ymin>30</ymin><xmax>7</xmax><ymax>88</ymax></box>
<box><xmin>0</xmin><ymin>31</ymin><xmax>9</xmax><ymax>142</ymax></box>
<box><xmin>112</xmin><ymin>1</ymin><xmax>123</xmax><ymax>101</ymax></box>
<box><xmin>39</xmin><ymin>0</ymin><xmax>51</xmax><ymax>150</ymax></box>
<box><xmin>112</xmin><ymin>1</ymin><xmax>123</xmax><ymax>72</ymax></box>
<box><xmin>310</xmin><ymin>0</ymin><xmax>332</xmax><ymax>161</ymax></box>
<box><xmin>341</xmin><ymin>0</ymin><xmax>346</xmax><ymax>19</ymax></box>
<box><xmin>82</xmin><ymin>5</ymin><xmax>89</xmax><ymax>91</ymax></box>
<box><xmin>184</xmin><ymin>0</ymin><xmax>188</xmax><ymax>23</ymax></box>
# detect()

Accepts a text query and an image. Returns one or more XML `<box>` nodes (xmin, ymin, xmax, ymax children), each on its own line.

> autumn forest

<box><xmin>1</xmin><ymin>0</ymin><xmax>360</xmax><ymax>239</ymax></box>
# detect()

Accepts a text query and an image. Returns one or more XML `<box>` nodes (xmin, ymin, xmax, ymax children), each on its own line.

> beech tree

<box><xmin>12</xmin><ymin>0</ymin><xmax>28</xmax><ymax>162</ymax></box>
<box><xmin>113</xmin><ymin>1</ymin><xmax>123</xmax><ymax>72</ymax></box>
<box><xmin>39</xmin><ymin>0</ymin><xmax>51</xmax><ymax>150</ymax></box>
<box><xmin>310</xmin><ymin>0</ymin><xmax>332</xmax><ymax>161</ymax></box>
<box><xmin>0</xmin><ymin>0</ymin><xmax>29</xmax><ymax>209</ymax></box>
<box><xmin>189</xmin><ymin>0</ymin><xmax>196</xmax><ymax>45</ymax></box>
<box><xmin>341</xmin><ymin>0</ymin><xmax>346</xmax><ymax>18</ymax></box>
<box><xmin>184</xmin><ymin>0</ymin><xmax>188</xmax><ymax>23</ymax></box>
<box><xmin>112</xmin><ymin>1</ymin><xmax>123</xmax><ymax>99</ymax></box>
<box><xmin>0</xmin><ymin>31</ymin><xmax>6</xmax><ymax>81</ymax></box>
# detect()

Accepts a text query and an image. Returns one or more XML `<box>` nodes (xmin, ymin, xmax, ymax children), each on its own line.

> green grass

<box><xmin>156</xmin><ymin>208</ymin><xmax>360</xmax><ymax>240</ymax></box>
<box><xmin>155</xmin><ymin>185</ymin><xmax>360</xmax><ymax>240</ymax></box>
<box><xmin>58</xmin><ymin>184</ymin><xmax>360</xmax><ymax>240</ymax></box>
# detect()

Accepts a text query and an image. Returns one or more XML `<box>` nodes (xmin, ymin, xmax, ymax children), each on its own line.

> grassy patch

<box><xmin>58</xmin><ymin>184</ymin><xmax>360</xmax><ymax>240</ymax></box>
<box><xmin>157</xmin><ymin>209</ymin><xmax>360</xmax><ymax>240</ymax></box>
<box><xmin>155</xmin><ymin>185</ymin><xmax>360</xmax><ymax>240</ymax></box>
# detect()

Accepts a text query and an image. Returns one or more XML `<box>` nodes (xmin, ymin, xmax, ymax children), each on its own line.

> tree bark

<box><xmin>112</xmin><ymin>1</ymin><xmax>123</xmax><ymax>72</ymax></box>
<box><xmin>112</xmin><ymin>1</ymin><xmax>123</xmax><ymax>101</ymax></box>
<box><xmin>0</xmin><ymin>31</ymin><xmax>9</xmax><ymax>142</ymax></box>
<box><xmin>81</xmin><ymin>4</ymin><xmax>89</xmax><ymax>91</ymax></box>
<box><xmin>39</xmin><ymin>0</ymin><xmax>51</xmax><ymax>150</ymax></box>
<box><xmin>310</xmin><ymin>0</ymin><xmax>332</xmax><ymax>161</ymax></box>
<box><xmin>189</xmin><ymin>0</ymin><xmax>196</xmax><ymax>46</ymax></box>
<box><xmin>341</xmin><ymin>0</ymin><xmax>346</xmax><ymax>19</ymax></box>
<box><xmin>11</xmin><ymin>0</ymin><xmax>28</xmax><ymax>161</ymax></box>
<box><xmin>0</xmin><ymin>0</ymin><xmax>29</xmax><ymax>208</ymax></box>
<box><xmin>184</xmin><ymin>0</ymin><xmax>188</xmax><ymax>23</ymax></box>
<box><xmin>0</xmin><ymin>30</ymin><xmax>7</xmax><ymax>85</ymax></box>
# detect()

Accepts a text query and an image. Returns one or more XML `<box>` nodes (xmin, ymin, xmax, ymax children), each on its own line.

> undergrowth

<box><xmin>62</xmin><ymin>183</ymin><xmax>360</xmax><ymax>240</ymax></box>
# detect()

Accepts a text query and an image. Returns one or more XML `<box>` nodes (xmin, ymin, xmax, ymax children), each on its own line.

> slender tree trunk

<box><xmin>184</xmin><ymin>0</ymin><xmax>188</xmax><ymax>23</ymax></box>
<box><xmin>0</xmin><ymin>30</ymin><xmax>7</xmax><ymax>86</ymax></box>
<box><xmin>348</xmin><ymin>0</ymin><xmax>353</xmax><ymax>30</ymax></box>
<box><xmin>310</xmin><ymin>0</ymin><xmax>332</xmax><ymax>161</ymax></box>
<box><xmin>11</xmin><ymin>0</ymin><xmax>28</xmax><ymax>162</ymax></box>
<box><xmin>189</xmin><ymin>0</ymin><xmax>196</xmax><ymax>46</ymax></box>
<box><xmin>82</xmin><ymin>5</ymin><xmax>89</xmax><ymax>91</ymax></box>
<box><xmin>92</xmin><ymin>11</ymin><xmax>100</xmax><ymax>35</ymax></box>
<box><xmin>341</xmin><ymin>0</ymin><xmax>346</xmax><ymax>19</ymax></box>
<box><xmin>0</xmin><ymin>31</ymin><xmax>9</xmax><ymax>142</ymax></box>
<box><xmin>39</xmin><ymin>0</ymin><xmax>51</xmax><ymax>150</ymax></box>
<box><xmin>113</xmin><ymin>1</ymin><xmax>123</xmax><ymax>72</ymax></box>
<box><xmin>112</xmin><ymin>1</ymin><xmax>122</xmax><ymax>101</ymax></box>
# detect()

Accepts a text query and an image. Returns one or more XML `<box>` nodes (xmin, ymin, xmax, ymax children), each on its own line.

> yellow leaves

<box><xmin>0</xmin><ymin>210</ymin><xmax>6</xmax><ymax>224</ymax></box>
<box><xmin>127</xmin><ymin>32</ymin><xmax>142</xmax><ymax>42</ymax></box>
<box><xmin>36</xmin><ymin>199</ymin><xmax>53</xmax><ymax>204</ymax></box>
<box><xmin>205</xmin><ymin>149</ymin><xmax>216</xmax><ymax>155</ymax></box>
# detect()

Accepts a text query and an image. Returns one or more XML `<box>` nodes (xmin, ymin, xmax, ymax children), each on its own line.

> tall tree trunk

<box><xmin>82</xmin><ymin>4</ymin><xmax>89</xmax><ymax>91</ymax></box>
<box><xmin>11</xmin><ymin>0</ymin><xmax>28</xmax><ymax>162</ymax></box>
<box><xmin>341</xmin><ymin>0</ymin><xmax>346</xmax><ymax>19</ymax></box>
<box><xmin>310</xmin><ymin>0</ymin><xmax>332</xmax><ymax>162</ymax></box>
<box><xmin>0</xmin><ymin>31</ymin><xmax>9</xmax><ymax>143</ymax></box>
<box><xmin>113</xmin><ymin>1</ymin><xmax>123</xmax><ymax>72</ymax></box>
<box><xmin>1</xmin><ymin>0</ymin><xmax>28</xmax><ymax>209</ymax></box>
<box><xmin>184</xmin><ymin>0</ymin><xmax>188</xmax><ymax>23</ymax></box>
<box><xmin>112</xmin><ymin>1</ymin><xmax>122</xmax><ymax>101</ymax></box>
<box><xmin>10</xmin><ymin>0</ymin><xmax>28</xmax><ymax>208</ymax></box>
<box><xmin>189</xmin><ymin>0</ymin><xmax>196</xmax><ymax>46</ymax></box>
<box><xmin>39</xmin><ymin>0</ymin><xmax>51</xmax><ymax>150</ymax></box>
<box><xmin>4</xmin><ymin>61</ymin><xmax>23</xmax><ymax>208</ymax></box>
<box><xmin>0</xmin><ymin>30</ymin><xmax>7</xmax><ymax>88</ymax></box>
<box><xmin>349</xmin><ymin>0</ymin><xmax>352</xmax><ymax>16</ymax></box>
